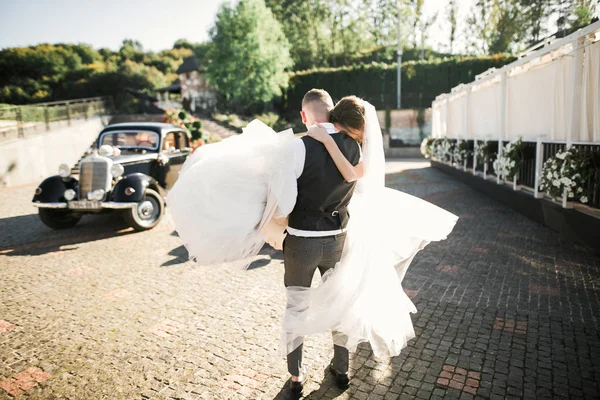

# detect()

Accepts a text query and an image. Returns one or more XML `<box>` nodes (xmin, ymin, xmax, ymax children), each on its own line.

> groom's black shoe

<box><xmin>289</xmin><ymin>379</ymin><xmax>303</xmax><ymax>396</ymax></box>
<box><xmin>329</xmin><ymin>363</ymin><xmax>350</xmax><ymax>390</ymax></box>
<box><xmin>289</xmin><ymin>369</ymin><xmax>308</xmax><ymax>396</ymax></box>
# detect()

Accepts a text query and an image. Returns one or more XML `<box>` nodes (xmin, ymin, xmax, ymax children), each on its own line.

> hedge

<box><xmin>282</xmin><ymin>54</ymin><xmax>516</xmax><ymax>113</ymax></box>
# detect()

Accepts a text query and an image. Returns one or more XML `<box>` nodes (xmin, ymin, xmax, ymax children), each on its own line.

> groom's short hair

<box><xmin>302</xmin><ymin>89</ymin><xmax>334</xmax><ymax>116</ymax></box>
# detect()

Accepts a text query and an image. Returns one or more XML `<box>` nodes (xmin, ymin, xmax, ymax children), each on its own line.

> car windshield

<box><xmin>100</xmin><ymin>130</ymin><xmax>159</xmax><ymax>150</ymax></box>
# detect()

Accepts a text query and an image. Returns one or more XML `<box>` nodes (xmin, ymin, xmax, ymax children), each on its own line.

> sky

<box><xmin>0</xmin><ymin>0</ymin><xmax>585</xmax><ymax>54</ymax></box>
<box><xmin>0</xmin><ymin>0</ymin><xmax>226</xmax><ymax>52</ymax></box>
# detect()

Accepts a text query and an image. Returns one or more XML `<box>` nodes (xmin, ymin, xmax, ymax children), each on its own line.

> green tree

<box><xmin>363</xmin><ymin>0</ymin><xmax>400</xmax><ymax>56</ymax></box>
<box><xmin>488</xmin><ymin>1</ymin><xmax>523</xmax><ymax>54</ymax></box>
<box><xmin>207</xmin><ymin>0</ymin><xmax>292</xmax><ymax>111</ymax></box>
<box><xmin>173</xmin><ymin>39</ymin><xmax>194</xmax><ymax>50</ymax></box>
<box><xmin>570</xmin><ymin>0</ymin><xmax>596</xmax><ymax>29</ymax></box>
<box><xmin>265</xmin><ymin>0</ymin><xmax>329</xmax><ymax>70</ymax></box>
<box><xmin>518</xmin><ymin>0</ymin><xmax>552</xmax><ymax>46</ymax></box>
<box><xmin>119</xmin><ymin>39</ymin><xmax>145</xmax><ymax>63</ymax></box>
<box><xmin>466</xmin><ymin>0</ymin><xmax>524</xmax><ymax>54</ymax></box>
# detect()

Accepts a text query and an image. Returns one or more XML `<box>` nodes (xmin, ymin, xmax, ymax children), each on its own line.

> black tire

<box><xmin>123</xmin><ymin>188</ymin><xmax>164</xmax><ymax>231</ymax></box>
<box><xmin>38</xmin><ymin>208</ymin><xmax>82</xmax><ymax>229</ymax></box>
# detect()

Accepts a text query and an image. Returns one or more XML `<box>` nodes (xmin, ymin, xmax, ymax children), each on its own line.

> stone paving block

<box><xmin>528</xmin><ymin>283</ymin><xmax>559</xmax><ymax>296</ymax></box>
<box><xmin>0</xmin><ymin>367</ymin><xmax>51</xmax><ymax>397</ymax></box>
<box><xmin>100</xmin><ymin>288</ymin><xmax>131</xmax><ymax>302</ymax></box>
<box><xmin>470</xmin><ymin>247</ymin><xmax>490</xmax><ymax>254</ymax></box>
<box><xmin>0</xmin><ymin>320</ymin><xmax>17</xmax><ymax>334</ymax></box>
<box><xmin>436</xmin><ymin>365</ymin><xmax>481</xmax><ymax>397</ymax></box>
<box><xmin>436</xmin><ymin>265</ymin><xmax>459</xmax><ymax>273</ymax></box>
<box><xmin>67</xmin><ymin>266</ymin><xmax>98</xmax><ymax>276</ymax></box>
<box><xmin>148</xmin><ymin>319</ymin><xmax>186</xmax><ymax>338</ymax></box>
<box><xmin>493</xmin><ymin>318</ymin><xmax>528</xmax><ymax>335</ymax></box>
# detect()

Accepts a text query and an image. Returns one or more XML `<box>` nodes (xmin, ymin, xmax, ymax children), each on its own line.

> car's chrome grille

<box><xmin>79</xmin><ymin>157</ymin><xmax>111</xmax><ymax>197</ymax></box>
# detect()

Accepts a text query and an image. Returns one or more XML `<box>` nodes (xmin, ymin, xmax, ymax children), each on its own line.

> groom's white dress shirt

<box><xmin>286</xmin><ymin>122</ymin><xmax>351</xmax><ymax>238</ymax></box>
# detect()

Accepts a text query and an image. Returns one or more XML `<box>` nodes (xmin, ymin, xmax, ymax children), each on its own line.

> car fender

<box><xmin>112</xmin><ymin>173</ymin><xmax>163</xmax><ymax>203</ymax></box>
<box><xmin>32</xmin><ymin>176</ymin><xmax>78</xmax><ymax>203</ymax></box>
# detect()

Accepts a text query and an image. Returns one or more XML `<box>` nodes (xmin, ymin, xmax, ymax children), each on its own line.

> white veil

<box><xmin>281</xmin><ymin>102</ymin><xmax>458</xmax><ymax>358</ymax></box>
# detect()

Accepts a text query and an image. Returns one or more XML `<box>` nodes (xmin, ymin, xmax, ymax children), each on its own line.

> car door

<box><xmin>163</xmin><ymin>131</ymin><xmax>190</xmax><ymax>189</ymax></box>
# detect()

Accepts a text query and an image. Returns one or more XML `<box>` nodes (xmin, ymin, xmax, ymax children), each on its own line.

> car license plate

<box><xmin>68</xmin><ymin>200</ymin><xmax>102</xmax><ymax>210</ymax></box>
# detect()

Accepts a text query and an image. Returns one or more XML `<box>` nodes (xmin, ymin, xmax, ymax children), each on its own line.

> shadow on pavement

<box><xmin>161</xmin><ymin>245</ymin><xmax>190</xmax><ymax>267</ymax></box>
<box><xmin>0</xmin><ymin>212</ymin><xmax>137</xmax><ymax>256</ymax></box>
<box><xmin>247</xmin><ymin>258</ymin><xmax>271</xmax><ymax>270</ymax></box>
<box><xmin>303</xmin><ymin>364</ymin><xmax>346</xmax><ymax>399</ymax></box>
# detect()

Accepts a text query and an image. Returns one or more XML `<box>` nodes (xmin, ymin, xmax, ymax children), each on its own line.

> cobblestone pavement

<box><xmin>1</xmin><ymin>159</ymin><xmax>599</xmax><ymax>400</ymax></box>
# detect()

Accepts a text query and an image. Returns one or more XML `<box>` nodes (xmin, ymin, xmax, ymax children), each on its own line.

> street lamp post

<box><xmin>397</xmin><ymin>1</ymin><xmax>403</xmax><ymax>110</ymax></box>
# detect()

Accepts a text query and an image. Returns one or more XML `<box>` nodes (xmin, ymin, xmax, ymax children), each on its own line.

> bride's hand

<box><xmin>307</xmin><ymin>123</ymin><xmax>332</xmax><ymax>144</ymax></box>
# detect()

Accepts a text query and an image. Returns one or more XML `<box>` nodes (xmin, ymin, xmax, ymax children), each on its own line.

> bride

<box><xmin>166</xmin><ymin>97</ymin><xmax>458</xmax><ymax>361</ymax></box>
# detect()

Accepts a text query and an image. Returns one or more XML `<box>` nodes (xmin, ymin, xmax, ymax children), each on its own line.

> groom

<box><xmin>283</xmin><ymin>89</ymin><xmax>361</xmax><ymax>394</ymax></box>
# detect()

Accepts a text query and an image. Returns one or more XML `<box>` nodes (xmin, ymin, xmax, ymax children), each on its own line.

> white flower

<box><xmin>546</xmin><ymin>172</ymin><xmax>552</xmax><ymax>179</ymax></box>
<box><xmin>561</xmin><ymin>177</ymin><xmax>571</xmax><ymax>185</ymax></box>
<box><xmin>556</xmin><ymin>152</ymin><xmax>566</xmax><ymax>160</ymax></box>
<box><xmin>578</xmin><ymin>187</ymin><xmax>583</xmax><ymax>193</ymax></box>
<box><xmin>581</xmin><ymin>196</ymin><xmax>588</xmax><ymax>203</ymax></box>
<box><xmin>552</xmin><ymin>180</ymin><xmax>560</xmax><ymax>187</ymax></box>
<box><xmin>568</xmin><ymin>192</ymin><xmax>574</xmax><ymax>198</ymax></box>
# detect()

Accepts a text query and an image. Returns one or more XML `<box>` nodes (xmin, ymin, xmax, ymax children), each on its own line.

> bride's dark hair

<box><xmin>329</xmin><ymin>96</ymin><xmax>366</xmax><ymax>143</ymax></box>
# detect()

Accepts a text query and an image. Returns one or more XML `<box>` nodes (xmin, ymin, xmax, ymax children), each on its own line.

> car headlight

<box><xmin>58</xmin><ymin>164</ymin><xmax>71</xmax><ymax>178</ymax></box>
<box><xmin>91</xmin><ymin>189</ymin><xmax>105</xmax><ymax>201</ymax></box>
<box><xmin>111</xmin><ymin>163</ymin><xmax>124</xmax><ymax>178</ymax></box>
<box><xmin>98</xmin><ymin>145</ymin><xmax>114</xmax><ymax>157</ymax></box>
<box><xmin>64</xmin><ymin>189</ymin><xmax>76</xmax><ymax>201</ymax></box>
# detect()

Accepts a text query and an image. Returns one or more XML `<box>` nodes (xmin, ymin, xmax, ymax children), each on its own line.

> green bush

<box><xmin>283</xmin><ymin>54</ymin><xmax>516</xmax><ymax>112</ymax></box>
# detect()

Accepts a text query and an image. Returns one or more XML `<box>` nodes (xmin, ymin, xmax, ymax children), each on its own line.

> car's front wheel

<box><xmin>123</xmin><ymin>188</ymin><xmax>164</xmax><ymax>231</ymax></box>
<box><xmin>38</xmin><ymin>208</ymin><xmax>82</xmax><ymax>229</ymax></box>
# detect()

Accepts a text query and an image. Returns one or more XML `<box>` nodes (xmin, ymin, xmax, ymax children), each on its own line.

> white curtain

<box><xmin>470</xmin><ymin>82</ymin><xmax>501</xmax><ymax>139</ymax></box>
<box><xmin>507</xmin><ymin>62</ymin><xmax>556</xmax><ymax>140</ymax></box>
<box><xmin>447</xmin><ymin>94</ymin><xmax>466</xmax><ymax>138</ymax></box>
<box><xmin>431</xmin><ymin>102</ymin><xmax>442</xmax><ymax>138</ymax></box>
<box><xmin>581</xmin><ymin>40</ymin><xmax>600</xmax><ymax>142</ymax></box>
<box><xmin>551</xmin><ymin>53</ymin><xmax>575</xmax><ymax>142</ymax></box>
<box><xmin>438</xmin><ymin>99</ymin><xmax>448</xmax><ymax>138</ymax></box>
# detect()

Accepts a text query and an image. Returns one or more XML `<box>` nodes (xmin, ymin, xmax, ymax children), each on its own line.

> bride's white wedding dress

<box><xmin>166</xmin><ymin>104</ymin><xmax>458</xmax><ymax>359</ymax></box>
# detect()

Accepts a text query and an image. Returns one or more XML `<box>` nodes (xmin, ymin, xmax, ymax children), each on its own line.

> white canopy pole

<box><xmin>568</xmin><ymin>37</ymin><xmax>585</xmax><ymax>147</ymax></box>
<box><xmin>497</xmin><ymin>70</ymin><xmax>508</xmax><ymax>184</ymax></box>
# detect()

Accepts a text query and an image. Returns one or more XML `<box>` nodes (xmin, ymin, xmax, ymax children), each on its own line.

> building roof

<box><xmin>176</xmin><ymin>56</ymin><xmax>204</xmax><ymax>74</ymax></box>
<box><xmin>156</xmin><ymin>80</ymin><xmax>181</xmax><ymax>93</ymax></box>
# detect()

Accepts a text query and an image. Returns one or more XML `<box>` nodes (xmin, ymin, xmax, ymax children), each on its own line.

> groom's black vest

<box><xmin>288</xmin><ymin>133</ymin><xmax>361</xmax><ymax>232</ymax></box>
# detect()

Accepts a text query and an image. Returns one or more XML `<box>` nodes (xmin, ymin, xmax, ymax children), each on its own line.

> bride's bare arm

<box><xmin>307</xmin><ymin>124</ymin><xmax>364</xmax><ymax>182</ymax></box>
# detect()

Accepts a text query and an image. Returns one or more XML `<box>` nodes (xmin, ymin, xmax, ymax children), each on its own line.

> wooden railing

<box><xmin>0</xmin><ymin>97</ymin><xmax>113</xmax><ymax>141</ymax></box>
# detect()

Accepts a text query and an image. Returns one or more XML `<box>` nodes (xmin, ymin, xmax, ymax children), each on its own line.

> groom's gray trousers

<box><xmin>283</xmin><ymin>233</ymin><xmax>349</xmax><ymax>376</ymax></box>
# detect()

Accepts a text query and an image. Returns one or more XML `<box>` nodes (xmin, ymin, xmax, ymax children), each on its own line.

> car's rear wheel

<box><xmin>124</xmin><ymin>188</ymin><xmax>164</xmax><ymax>231</ymax></box>
<box><xmin>38</xmin><ymin>208</ymin><xmax>82</xmax><ymax>229</ymax></box>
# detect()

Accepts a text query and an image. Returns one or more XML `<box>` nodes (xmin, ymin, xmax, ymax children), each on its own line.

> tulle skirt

<box><xmin>166</xmin><ymin>120</ymin><xmax>297</xmax><ymax>266</ymax></box>
<box><xmin>281</xmin><ymin>186</ymin><xmax>458</xmax><ymax>358</ymax></box>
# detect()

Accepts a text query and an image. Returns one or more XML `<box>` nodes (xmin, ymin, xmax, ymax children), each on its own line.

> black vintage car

<box><xmin>32</xmin><ymin>122</ymin><xmax>192</xmax><ymax>231</ymax></box>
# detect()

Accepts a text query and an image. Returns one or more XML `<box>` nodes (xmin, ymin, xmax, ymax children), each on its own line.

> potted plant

<box><xmin>539</xmin><ymin>147</ymin><xmax>591</xmax><ymax>208</ymax></box>
<box><xmin>493</xmin><ymin>138</ymin><xmax>524</xmax><ymax>189</ymax></box>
